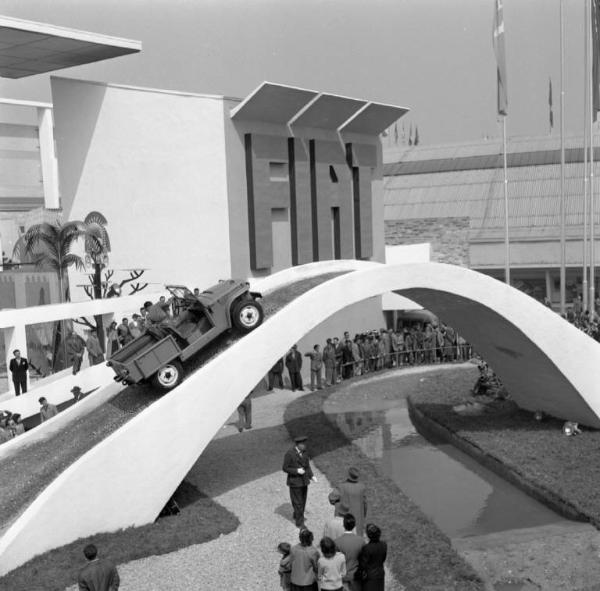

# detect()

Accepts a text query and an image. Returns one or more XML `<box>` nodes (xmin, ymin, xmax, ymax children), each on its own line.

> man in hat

<box><xmin>338</xmin><ymin>467</ymin><xmax>367</xmax><ymax>536</ymax></box>
<box><xmin>71</xmin><ymin>386</ymin><xmax>83</xmax><ymax>402</ymax></box>
<box><xmin>282</xmin><ymin>435</ymin><xmax>316</xmax><ymax>527</ymax></box>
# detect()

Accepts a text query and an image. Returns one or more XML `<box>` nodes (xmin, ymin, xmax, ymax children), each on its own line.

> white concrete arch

<box><xmin>0</xmin><ymin>261</ymin><xmax>598</xmax><ymax>575</ymax></box>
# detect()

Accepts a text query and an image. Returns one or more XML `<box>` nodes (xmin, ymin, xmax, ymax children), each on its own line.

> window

<box><xmin>269</xmin><ymin>161</ymin><xmax>288</xmax><ymax>181</ymax></box>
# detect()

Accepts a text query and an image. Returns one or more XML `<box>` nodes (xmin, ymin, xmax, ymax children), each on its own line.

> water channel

<box><xmin>322</xmin><ymin>367</ymin><xmax>572</xmax><ymax>540</ymax></box>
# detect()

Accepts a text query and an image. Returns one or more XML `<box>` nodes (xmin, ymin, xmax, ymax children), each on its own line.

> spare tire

<box><xmin>232</xmin><ymin>299</ymin><xmax>264</xmax><ymax>332</ymax></box>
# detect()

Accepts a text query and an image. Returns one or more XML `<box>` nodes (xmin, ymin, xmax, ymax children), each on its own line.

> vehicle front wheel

<box><xmin>151</xmin><ymin>360</ymin><xmax>184</xmax><ymax>392</ymax></box>
<box><xmin>232</xmin><ymin>299</ymin><xmax>264</xmax><ymax>333</ymax></box>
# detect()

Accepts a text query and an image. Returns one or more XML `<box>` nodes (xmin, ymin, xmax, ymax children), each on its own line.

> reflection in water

<box><xmin>326</xmin><ymin>389</ymin><xmax>569</xmax><ymax>539</ymax></box>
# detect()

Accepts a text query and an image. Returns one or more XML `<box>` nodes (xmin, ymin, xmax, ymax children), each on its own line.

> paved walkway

<box><xmin>71</xmin><ymin>387</ymin><xmax>399</xmax><ymax>590</ymax></box>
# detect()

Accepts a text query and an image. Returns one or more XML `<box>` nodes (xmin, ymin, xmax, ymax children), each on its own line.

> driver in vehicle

<box><xmin>144</xmin><ymin>297</ymin><xmax>175</xmax><ymax>326</ymax></box>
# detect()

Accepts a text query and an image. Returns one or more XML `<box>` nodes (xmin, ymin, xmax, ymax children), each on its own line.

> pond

<box><xmin>323</xmin><ymin>370</ymin><xmax>571</xmax><ymax>539</ymax></box>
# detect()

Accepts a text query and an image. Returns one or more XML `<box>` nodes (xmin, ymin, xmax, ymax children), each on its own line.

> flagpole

<box><xmin>559</xmin><ymin>0</ymin><xmax>566</xmax><ymax>315</ymax></box>
<box><xmin>503</xmin><ymin>115</ymin><xmax>510</xmax><ymax>284</ymax></box>
<box><xmin>590</xmin><ymin>0</ymin><xmax>596</xmax><ymax>314</ymax></box>
<box><xmin>584</xmin><ymin>0</ymin><xmax>590</xmax><ymax>312</ymax></box>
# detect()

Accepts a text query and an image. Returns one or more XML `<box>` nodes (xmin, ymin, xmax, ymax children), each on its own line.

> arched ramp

<box><xmin>0</xmin><ymin>261</ymin><xmax>598</xmax><ymax>576</ymax></box>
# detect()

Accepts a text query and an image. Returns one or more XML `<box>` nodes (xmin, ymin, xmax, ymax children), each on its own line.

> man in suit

<box><xmin>285</xmin><ymin>344</ymin><xmax>304</xmax><ymax>392</ymax></box>
<box><xmin>78</xmin><ymin>543</ymin><xmax>120</xmax><ymax>591</ymax></box>
<box><xmin>335</xmin><ymin>513</ymin><xmax>365</xmax><ymax>591</ymax></box>
<box><xmin>9</xmin><ymin>349</ymin><xmax>28</xmax><ymax>396</ymax></box>
<box><xmin>304</xmin><ymin>344</ymin><xmax>323</xmax><ymax>390</ymax></box>
<box><xmin>282</xmin><ymin>435</ymin><xmax>316</xmax><ymax>527</ymax></box>
<box><xmin>338</xmin><ymin>466</ymin><xmax>368</xmax><ymax>536</ymax></box>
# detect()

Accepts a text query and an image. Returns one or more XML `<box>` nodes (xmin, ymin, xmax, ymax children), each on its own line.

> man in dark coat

<box><xmin>282</xmin><ymin>435</ymin><xmax>316</xmax><ymax>527</ymax></box>
<box><xmin>9</xmin><ymin>349</ymin><xmax>28</xmax><ymax>396</ymax></box>
<box><xmin>267</xmin><ymin>357</ymin><xmax>284</xmax><ymax>390</ymax></box>
<box><xmin>78</xmin><ymin>543</ymin><xmax>120</xmax><ymax>590</ymax></box>
<box><xmin>335</xmin><ymin>513</ymin><xmax>365</xmax><ymax>591</ymax></box>
<box><xmin>322</xmin><ymin>338</ymin><xmax>337</xmax><ymax>386</ymax></box>
<box><xmin>285</xmin><ymin>344</ymin><xmax>304</xmax><ymax>392</ymax></box>
<box><xmin>338</xmin><ymin>466</ymin><xmax>368</xmax><ymax>536</ymax></box>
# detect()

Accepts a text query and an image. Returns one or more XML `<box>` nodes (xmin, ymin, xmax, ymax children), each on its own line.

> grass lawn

<box><xmin>0</xmin><ymin>480</ymin><xmax>239</xmax><ymax>591</ymax></box>
<box><xmin>0</xmin><ymin>272</ymin><xmax>344</xmax><ymax>536</ymax></box>
<box><xmin>283</xmin><ymin>369</ymin><xmax>486</xmax><ymax>591</ymax></box>
<box><xmin>408</xmin><ymin>367</ymin><xmax>600</xmax><ymax>527</ymax></box>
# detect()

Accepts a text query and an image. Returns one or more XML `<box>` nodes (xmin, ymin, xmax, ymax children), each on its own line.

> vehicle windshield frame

<box><xmin>166</xmin><ymin>285</ymin><xmax>195</xmax><ymax>300</ymax></box>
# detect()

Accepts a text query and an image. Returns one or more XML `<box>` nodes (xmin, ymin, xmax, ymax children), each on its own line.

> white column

<box><xmin>545</xmin><ymin>270</ymin><xmax>553</xmax><ymax>303</ymax></box>
<box><xmin>37</xmin><ymin>107</ymin><xmax>60</xmax><ymax>209</ymax></box>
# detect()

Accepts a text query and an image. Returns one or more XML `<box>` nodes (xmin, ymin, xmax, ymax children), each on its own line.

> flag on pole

<box><xmin>593</xmin><ymin>0</ymin><xmax>600</xmax><ymax>119</ymax></box>
<box><xmin>414</xmin><ymin>126</ymin><xmax>420</xmax><ymax>146</ymax></box>
<box><xmin>548</xmin><ymin>76</ymin><xmax>554</xmax><ymax>131</ymax></box>
<box><xmin>493</xmin><ymin>0</ymin><xmax>508</xmax><ymax>116</ymax></box>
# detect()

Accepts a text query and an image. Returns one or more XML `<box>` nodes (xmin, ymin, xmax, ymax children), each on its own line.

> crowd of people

<box><xmin>268</xmin><ymin>322</ymin><xmax>473</xmax><ymax>392</ymax></box>
<box><xmin>281</xmin><ymin>434</ymin><xmax>386</xmax><ymax>591</ymax></box>
<box><xmin>563</xmin><ymin>298</ymin><xmax>600</xmax><ymax>340</ymax></box>
<box><xmin>0</xmin><ymin>295</ymin><xmax>184</xmax><ymax>444</ymax></box>
<box><xmin>105</xmin><ymin>295</ymin><xmax>178</xmax><ymax>357</ymax></box>
<box><xmin>62</xmin><ymin>294</ymin><xmax>180</xmax><ymax>374</ymax></box>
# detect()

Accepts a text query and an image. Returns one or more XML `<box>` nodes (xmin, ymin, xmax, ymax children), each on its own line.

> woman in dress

<box><xmin>358</xmin><ymin>523</ymin><xmax>387</xmax><ymax>591</ymax></box>
<box><xmin>289</xmin><ymin>528</ymin><xmax>319</xmax><ymax>591</ymax></box>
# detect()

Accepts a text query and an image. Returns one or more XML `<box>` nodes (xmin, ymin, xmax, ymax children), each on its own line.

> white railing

<box><xmin>0</xmin><ymin>291</ymin><xmax>163</xmax><ymax>396</ymax></box>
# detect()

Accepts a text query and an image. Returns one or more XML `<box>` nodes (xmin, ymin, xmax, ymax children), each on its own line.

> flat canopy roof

<box><xmin>231</xmin><ymin>82</ymin><xmax>318</xmax><ymax>125</ymax></box>
<box><xmin>290</xmin><ymin>94</ymin><xmax>367</xmax><ymax>130</ymax></box>
<box><xmin>340</xmin><ymin>103</ymin><xmax>410</xmax><ymax>135</ymax></box>
<box><xmin>0</xmin><ymin>15</ymin><xmax>141</xmax><ymax>79</ymax></box>
<box><xmin>231</xmin><ymin>81</ymin><xmax>409</xmax><ymax>135</ymax></box>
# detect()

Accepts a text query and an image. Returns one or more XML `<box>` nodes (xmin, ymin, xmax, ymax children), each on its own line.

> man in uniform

<box><xmin>282</xmin><ymin>435</ymin><xmax>317</xmax><ymax>527</ymax></box>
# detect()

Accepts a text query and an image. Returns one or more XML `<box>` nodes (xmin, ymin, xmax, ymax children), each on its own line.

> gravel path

<box><xmin>79</xmin><ymin>387</ymin><xmax>400</xmax><ymax>590</ymax></box>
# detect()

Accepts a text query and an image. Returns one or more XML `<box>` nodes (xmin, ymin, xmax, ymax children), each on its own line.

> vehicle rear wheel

<box><xmin>232</xmin><ymin>299</ymin><xmax>264</xmax><ymax>332</ymax></box>
<box><xmin>151</xmin><ymin>360</ymin><xmax>183</xmax><ymax>392</ymax></box>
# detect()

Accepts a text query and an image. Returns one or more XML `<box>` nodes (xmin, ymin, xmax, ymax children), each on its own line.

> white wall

<box><xmin>50</xmin><ymin>77</ymin><xmax>233</xmax><ymax>299</ymax></box>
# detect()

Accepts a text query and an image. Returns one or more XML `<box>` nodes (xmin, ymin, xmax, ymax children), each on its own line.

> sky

<box><xmin>0</xmin><ymin>0</ymin><xmax>590</xmax><ymax>145</ymax></box>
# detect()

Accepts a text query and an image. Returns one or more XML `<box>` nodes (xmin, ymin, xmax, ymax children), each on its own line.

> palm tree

<box><xmin>19</xmin><ymin>219</ymin><xmax>103</xmax><ymax>302</ymax></box>
<box><xmin>16</xmin><ymin>219</ymin><xmax>104</xmax><ymax>371</ymax></box>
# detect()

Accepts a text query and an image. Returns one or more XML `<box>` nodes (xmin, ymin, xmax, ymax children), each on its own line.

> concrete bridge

<box><xmin>0</xmin><ymin>260</ymin><xmax>598</xmax><ymax>576</ymax></box>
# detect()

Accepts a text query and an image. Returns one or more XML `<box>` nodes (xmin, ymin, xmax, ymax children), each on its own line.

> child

<box><xmin>277</xmin><ymin>541</ymin><xmax>291</xmax><ymax>590</ymax></box>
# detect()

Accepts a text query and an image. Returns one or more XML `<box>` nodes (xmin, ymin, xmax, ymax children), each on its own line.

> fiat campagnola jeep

<box><xmin>107</xmin><ymin>279</ymin><xmax>263</xmax><ymax>391</ymax></box>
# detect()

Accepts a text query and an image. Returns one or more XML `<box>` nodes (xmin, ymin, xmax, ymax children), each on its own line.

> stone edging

<box><xmin>407</xmin><ymin>395</ymin><xmax>593</xmax><ymax>526</ymax></box>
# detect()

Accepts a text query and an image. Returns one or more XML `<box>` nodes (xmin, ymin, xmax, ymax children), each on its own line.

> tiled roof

<box><xmin>383</xmin><ymin>135</ymin><xmax>600</xmax><ymax>240</ymax></box>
